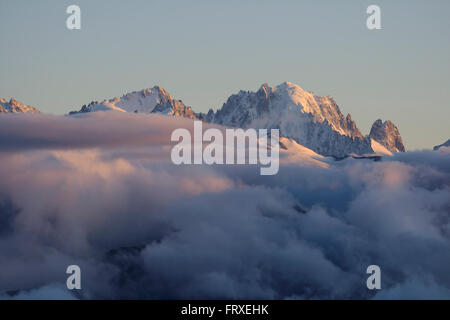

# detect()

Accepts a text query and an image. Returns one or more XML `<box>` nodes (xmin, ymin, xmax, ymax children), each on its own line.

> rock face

<box><xmin>205</xmin><ymin>82</ymin><xmax>373</xmax><ymax>158</ymax></box>
<box><xmin>0</xmin><ymin>98</ymin><xmax>40</xmax><ymax>114</ymax></box>
<box><xmin>69</xmin><ymin>86</ymin><xmax>197</xmax><ymax>119</ymax></box>
<box><xmin>369</xmin><ymin>119</ymin><xmax>406</xmax><ymax>152</ymax></box>
<box><xmin>433</xmin><ymin>139</ymin><xmax>450</xmax><ymax>151</ymax></box>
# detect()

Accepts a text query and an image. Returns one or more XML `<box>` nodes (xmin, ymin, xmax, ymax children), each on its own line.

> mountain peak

<box><xmin>369</xmin><ymin>119</ymin><xmax>405</xmax><ymax>152</ymax></box>
<box><xmin>279</xmin><ymin>81</ymin><xmax>299</xmax><ymax>88</ymax></box>
<box><xmin>0</xmin><ymin>98</ymin><xmax>40</xmax><ymax>114</ymax></box>
<box><xmin>276</xmin><ymin>81</ymin><xmax>306</xmax><ymax>93</ymax></box>
<box><xmin>122</xmin><ymin>86</ymin><xmax>170</xmax><ymax>102</ymax></box>
<box><xmin>259</xmin><ymin>83</ymin><xmax>270</xmax><ymax>90</ymax></box>
<box><xmin>69</xmin><ymin>86</ymin><xmax>197</xmax><ymax>119</ymax></box>
<box><xmin>211</xmin><ymin>81</ymin><xmax>372</xmax><ymax>157</ymax></box>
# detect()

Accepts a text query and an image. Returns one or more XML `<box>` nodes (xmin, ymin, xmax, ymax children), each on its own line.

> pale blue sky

<box><xmin>1</xmin><ymin>0</ymin><xmax>449</xmax><ymax>149</ymax></box>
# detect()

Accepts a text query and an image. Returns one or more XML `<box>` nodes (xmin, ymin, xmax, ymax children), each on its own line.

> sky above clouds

<box><xmin>1</xmin><ymin>0</ymin><xmax>449</xmax><ymax>149</ymax></box>
<box><xmin>0</xmin><ymin>113</ymin><xmax>449</xmax><ymax>299</ymax></box>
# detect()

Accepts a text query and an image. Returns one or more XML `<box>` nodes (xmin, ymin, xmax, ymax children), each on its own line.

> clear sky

<box><xmin>1</xmin><ymin>0</ymin><xmax>449</xmax><ymax>150</ymax></box>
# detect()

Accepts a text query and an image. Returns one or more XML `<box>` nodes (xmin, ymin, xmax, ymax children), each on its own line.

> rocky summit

<box><xmin>369</xmin><ymin>119</ymin><xmax>406</xmax><ymax>152</ymax></box>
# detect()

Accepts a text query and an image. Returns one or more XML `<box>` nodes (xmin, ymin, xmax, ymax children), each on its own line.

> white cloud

<box><xmin>0</xmin><ymin>113</ymin><xmax>449</xmax><ymax>299</ymax></box>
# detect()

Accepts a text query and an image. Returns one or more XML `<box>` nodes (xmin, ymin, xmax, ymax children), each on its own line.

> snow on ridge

<box><xmin>4</xmin><ymin>81</ymin><xmax>405</xmax><ymax>159</ymax></box>
<box><xmin>69</xmin><ymin>86</ymin><xmax>197</xmax><ymax>119</ymax></box>
<box><xmin>208</xmin><ymin>82</ymin><xmax>372</xmax><ymax>158</ymax></box>
<box><xmin>0</xmin><ymin>98</ymin><xmax>40</xmax><ymax>114</ymax></box>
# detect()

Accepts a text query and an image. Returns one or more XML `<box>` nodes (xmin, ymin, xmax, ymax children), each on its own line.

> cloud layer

<box><xmin>0</xmin><ymin>113</ymin><xmax>449</xmax><ymax>299</ymax></box>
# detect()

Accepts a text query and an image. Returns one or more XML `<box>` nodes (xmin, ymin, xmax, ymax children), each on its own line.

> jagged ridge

<box><xmin>202</xmin><ymin>82</ymin><xmax>380</xmax><ymax>158</ymax></box>
<box><xmin>369</xmin><ymin>119</ymin><xmax>405</xmax><ymax>152</ymax></box>
<box><xmin>68</xmin><ymin>86</ymin><xmax>197</xmax><ymax>119</ymax></box>
<box><xmin>6</xmin><ymin>81</ymin><xmax>405</xmax><ymax>158</ymax></box>
<box><xmin>0</xmin><ymin>98</ymin><xmax>40</xmax><ymax>114</ymax></box>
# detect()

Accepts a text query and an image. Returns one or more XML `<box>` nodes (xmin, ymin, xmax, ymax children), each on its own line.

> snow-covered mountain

<box><xmin>69</xmin><ymin>86</ymin><xmax>197</xmax><ymax>119</ymax></box>
<box><xmin>369</xmin><ymin>119</ymin><xmax>405</xmax><ymax>152</ymax></box>
<box><xmin>203</xmin><ymin>82</ymin><xmax>403</xmax><ymax>158</ymax></box>
<box><xmin>433</xmin><ymin>139</ymin><xmax>450</xmax><ymax>151</ymax></box>
<box><xmin>0</xmin><ymin>98</ymin><xmax>40</xmax><ymax>114</ymax></box>
<box><xmin>7</xmin><ymin>81</ymin><xmax>405</xmax><ymax>159</ymax></box>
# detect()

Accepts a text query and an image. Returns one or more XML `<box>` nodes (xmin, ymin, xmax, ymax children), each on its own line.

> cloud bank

<box><xmin>0</xmin><ymin>113</ymin><xmax>449</xmax><ymax>299</ymax></box>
